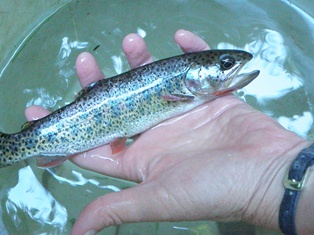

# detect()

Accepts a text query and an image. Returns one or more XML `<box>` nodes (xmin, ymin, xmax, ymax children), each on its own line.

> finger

<box><xmin>174</xmin><ymin>29</ymin><xmax>210</xmax><ymax>53</ymax></box>
<box><xmin>24</xmin><ymin>105</ymin><xmax>51</xmax><ymax>121</ymax></box>
<box><xmin>71</xmin><ymin>182</ymin><xmax>182</xmax><ymax>235</ymax></box>
<box><xmin>122</xmin><ymin>33</ymin><xmax>154</xmax><ymax>69</ymax></box>
<box><xmin>76</xmin><ymin>52</ymin><xmax>105</xmax><ymax>88</ymax></box>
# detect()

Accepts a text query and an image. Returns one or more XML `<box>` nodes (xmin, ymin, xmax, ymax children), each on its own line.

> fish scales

<box><xmin>0</xmin><ymin>50</ymin><xmax>259</xmax><ymax>168</ymax></box>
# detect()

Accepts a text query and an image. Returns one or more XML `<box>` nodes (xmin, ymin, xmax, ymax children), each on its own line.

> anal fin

<box><xmin>36</xmin><ymin>155</ymin><xmax>70</xmax><ymax>168</ymax></box>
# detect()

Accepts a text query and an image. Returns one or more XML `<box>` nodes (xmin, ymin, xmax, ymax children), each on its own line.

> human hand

<box><xmin>25</xmin><ymin>30</ymin><xmax>311</xmax><ymax>235</ymax></box>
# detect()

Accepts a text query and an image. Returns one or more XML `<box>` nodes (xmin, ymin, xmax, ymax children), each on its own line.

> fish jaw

<box><xmin>213</xmin><ymin>70</ymin><xmax>260</xmax><ymax>97</ymax></box>
<box><xmin>227</xmin><ymin>70</ymin><xmax>260</xmax><ymax>89</ymax></box>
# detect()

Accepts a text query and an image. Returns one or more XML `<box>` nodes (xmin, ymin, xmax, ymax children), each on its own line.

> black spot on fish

<box><xmin>80</xmin><ymin>113</ymin><xmax>89</xmax><ymax>120</ymax></box>
<box><xmin>25</xmin><ymin>138</ymin><xmax>36</xmax><ymax>149</ymax></box>
<box><xmin>125</xmin><ymin>98</ymin><xmax>135</xmax><ymax>111</ymax></box>
<box><xmin>142</xmin><ymin>90</ymin><xmax>151</xmax><ymax>102</ymax></box>
<box><xmin>110</xmin><ymin>101</ymin><xmax>120</xmax><ymax>117</ymax></box>
<box><xmin>104</xmin><ymin>120</ymin><xmax>111</xmax><ymax>127</ymax></box>
<box><xmin>45</xmin><ymin>132</ymin><xmax>57</xmax><ymax>143</ymax></box>
<box><xmin>94</xmin><ymin>112</ymin><xmax>103</xmax><ymax>125</ymax></box>
<box><xmin>56</xmin><ymin>123</ymin><xmax>64</xmax><ymax>132</ymax></box>
<box><xmin>61</xmin><ymin>137</ymin><xmax>68</xmax><ymax>143</ymax></box>
<box><xmin>86</xmin><ymin>127</ymin><xmax>93</xmax><ymax>135</ymax></box>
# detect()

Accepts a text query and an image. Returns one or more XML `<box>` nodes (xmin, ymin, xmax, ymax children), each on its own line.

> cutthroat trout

<box><xmin>0</xmin><ymin>50</ymin><xmax>259</xmax><ymax>168</ymax></box>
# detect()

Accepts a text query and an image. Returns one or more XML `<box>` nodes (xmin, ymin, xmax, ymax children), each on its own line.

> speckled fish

<box><xmin>0</xmin><ymin>50</ymin><xmax>259</xmax><ymax>168</ymax></box>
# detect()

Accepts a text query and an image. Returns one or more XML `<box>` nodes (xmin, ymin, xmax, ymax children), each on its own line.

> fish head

<box><xmin>184</xmin><ymin>50</ymin><xmax>259</xmax><ymax>98</ymax></box>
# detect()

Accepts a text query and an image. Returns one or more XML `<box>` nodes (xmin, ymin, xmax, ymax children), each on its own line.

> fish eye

<box><xmin>219</xmin><ymin>54</ymin><xmax>235</xmax><ymax>70</ymax></box>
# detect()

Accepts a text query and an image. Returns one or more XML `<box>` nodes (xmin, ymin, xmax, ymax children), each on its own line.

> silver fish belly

<box><xmin>0</xmin><ymin>50</ymin><xmax>259</xmax><ymax>168</ymax></box>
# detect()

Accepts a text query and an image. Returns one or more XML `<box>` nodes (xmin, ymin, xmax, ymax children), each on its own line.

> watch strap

<box><xmin>279</xmin><ymin>143</ymin><xmax>314</xmax><ymax>235</ymax></box>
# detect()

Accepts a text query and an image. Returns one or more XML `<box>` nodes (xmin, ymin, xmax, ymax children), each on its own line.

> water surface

<box><xmin>0</xmin><ymin>0</ymin><xmax>313</xmax><ymax>234</ymax></box>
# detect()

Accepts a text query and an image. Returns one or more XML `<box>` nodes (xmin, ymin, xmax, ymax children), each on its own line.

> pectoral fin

<box><xmin>110</xmin><ymin>137</ymin><xmax>127</xmax><ymax>154</ymax></box>
<box><xmin>213</xmin><ymin>88</ymin><xmax>234</xmax><ymax>96</ymax></box>
<box><xmin>36</xmin><ymin>155</ymin><xmax>69</xmax><ymax>168</ymax></box>
<box><xmin>162</xmin><ymin>93</ymin><xmax>195</xmax><ymax>102</ymax></box>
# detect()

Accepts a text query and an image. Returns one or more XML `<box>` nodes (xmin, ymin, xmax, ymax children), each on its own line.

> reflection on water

<box><xmin>242</xmin><ymin>29</ymin><xmax>312</xmax><ymax>137</ymax></box>
<box><xmin>217</xmin><ymin>29</ymin><xmax>302</xmax><ymax>103</ymax></box>
<box><xmin>0</xmin><ymin>0</ymin><xmax>313</xmax><ymax>234</ymax></box>
<box><xmin>277</xmin><ymin>112</ymin><xmax>313</xmax><ymax>138</ymax></box>
<box><xmin>111</xmin><ymin>55</ymin><xmax>123</xmax><ymax>74</ymax></box>
<box><xmin>217</xmin><ymin>28</ymin><xmax>313</xmax><ymax>138</ymax></box>
<box><xmin>46</xmin><ymin>168</ymin><xmax>120</xmax><ymax>191</ymax></box>
<box><xmin>241</xmin><ymin>29</ymin><xmax>302</xmax><ymax>102</ymax></box>
<box><xmin>1</xmin><ymin>164</ymin><xmax>127</xmax><ymax>234</ymax></box>
<box><xmin>136</xmin><ymin>27</ymin><xmax>147</xmax><ymax>38</ymax></box>
<box><xmin>56</xmin><ymin>37</ymin><xmax>89</xmax><ymax>89</ymax></box>
<box><xmin>6</xmin><ymin>166</ymin><xmax>67</xmax><ymax>233</ymax></box>
<box><xmin>24</xmin><ymin>88</ymin><xmax>62</xmax><ymax>109</ymax></box>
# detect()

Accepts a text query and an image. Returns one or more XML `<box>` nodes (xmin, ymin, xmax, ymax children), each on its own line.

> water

<box><xmin>0</xmin><ymin>0</ymin><xmax>313</xmax><ymax>234</ymax></box>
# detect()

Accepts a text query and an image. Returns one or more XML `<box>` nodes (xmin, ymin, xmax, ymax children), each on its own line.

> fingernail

<box><xmin>84</xmin><ymin>230</ymin><xmax>96</xmax><ymax>235</ymax></box>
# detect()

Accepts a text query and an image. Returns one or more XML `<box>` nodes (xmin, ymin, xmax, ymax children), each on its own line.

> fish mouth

<box><xmin>221</xmin><ymin>51</ymin><xmax>259</xmax><ymax>90</ymax></box>
<box><xmin>212</xmin><ymin>70</ymin><xmax>259</xmax><ymax>97</ymax></box>
<box><xmin>228</xmin><ymin>70</ymin><xmax>260</xmax><ymax>89</ymax></box>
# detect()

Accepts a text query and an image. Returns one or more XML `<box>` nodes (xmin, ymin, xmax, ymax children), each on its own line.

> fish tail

<box><xmin>0</xmin><ymin>132</ymin><xmax>23</xmax><ymax>168</ymax></box>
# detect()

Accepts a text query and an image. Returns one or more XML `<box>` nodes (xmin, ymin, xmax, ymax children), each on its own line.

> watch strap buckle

<box><xmin>283</xmin><ymin>167</ymin><xmax>312</xmax><ymax>191</ymax></box>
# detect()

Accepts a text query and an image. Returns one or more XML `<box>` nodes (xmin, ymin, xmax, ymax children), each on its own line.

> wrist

<box><xmin>242</xmin><ymin>138</ymin><xmax>312</xmax><ymax>232</ymax></box>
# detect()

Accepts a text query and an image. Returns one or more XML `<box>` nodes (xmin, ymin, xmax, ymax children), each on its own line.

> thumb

<box><xmin>71</xmin><ymin>182</ymin><xmax>176</xmax><ymax>235</ymax></box>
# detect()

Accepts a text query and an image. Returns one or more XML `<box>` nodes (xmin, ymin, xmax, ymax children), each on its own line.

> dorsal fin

<box><xmin>75</xmin><ymin>82</ymin><xmax>97</xmax><ymax>99</ymax></box>
<box><xmin>21</xmin><ymin>121</ymin><xmax>35</xmax><ymax>130</ymax></box>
